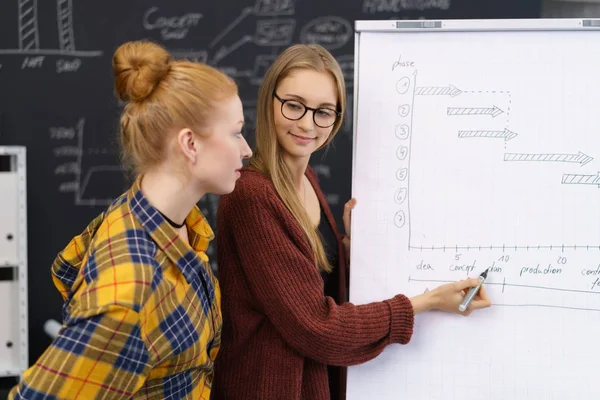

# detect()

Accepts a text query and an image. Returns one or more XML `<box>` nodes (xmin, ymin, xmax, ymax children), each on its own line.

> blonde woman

<box><xmin>213</xmin><ymin>44</ymin><xmax>491</xmax><ymax>400</ymax></box>
<box><xmin>9</xmin><ymin>40</ymin><xmax>251</xmax><ymax>399</ymax></box>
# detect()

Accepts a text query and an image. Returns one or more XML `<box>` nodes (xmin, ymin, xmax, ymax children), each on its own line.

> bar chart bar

<box><xmin>57</xmin><ymin>0</ymin><xmax>75</xmax><ymax>51</ymax></box>
<box><xmin>18</xmin><ymin>0</ymin><xmax>40</xmax><ymax>51</ymax></box>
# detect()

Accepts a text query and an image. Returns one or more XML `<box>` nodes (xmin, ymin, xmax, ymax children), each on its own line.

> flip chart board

<box><xmin>348</xmin><ymin>18</ymin><xmax>600</xmax><ymax>400</ymax></box>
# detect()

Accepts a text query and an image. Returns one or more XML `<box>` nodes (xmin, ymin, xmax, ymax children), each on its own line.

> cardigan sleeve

<box><xmin>220</xmin><ymin>181</ymin><xmax>414</xmax><ymax>367</ymax></box>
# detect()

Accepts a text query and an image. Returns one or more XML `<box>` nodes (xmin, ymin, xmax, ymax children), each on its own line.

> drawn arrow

<box><xmin>458</xmin><ymin>128</ymin><xmax>517</xmax><ymax>141</ymax></box>
<box><xmin>211</xmin><ymin>35</ymin><xmax>253</xmax><ymax>65</ymax></box>
<box><xmin>415</xmin><ymin>85</ymin><xmax>462</xmax><ymax>97</ymax></box>
<box><xmin>209</xmin><ymin>7</ymin><xmax>253</xmax><ymax>48</ymax></box>
<box><xmin>504</xmin><ymin>151</ymin><xmax>593</xmax><ymax>166</ymax></box>
<box><xmin>562</xmin><ymin>172</ymin><xmax>600</xmax><ymax>187</ymax></box>
<box><xmin>447</xmin><ymin>106</ymin><xmax>504</xmax><ymax>118</ymax></box>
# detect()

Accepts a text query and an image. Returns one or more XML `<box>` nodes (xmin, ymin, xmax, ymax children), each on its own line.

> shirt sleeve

<box><xmin>11</xmin><ymin>223</ymin><xmax>160</xmax><ymax>399</ymax></box>
<box><xmin>220</xmin><ymin>184</ymin><xmax>414</xmax><ymax>367</ymax></box>
<box><xmin>9</xmin><ymin>305</ymin><xmax>152</xmax><ymax>399</ymax></box>
<box><xmin>51</xmin><ymin>211</ymin><xmax>106</xmax><ymax>301</ymax></box>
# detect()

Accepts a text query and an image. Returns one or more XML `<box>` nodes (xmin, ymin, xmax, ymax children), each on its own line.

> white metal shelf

<box><xmin>0</xmin><ymin>146</ymin><xmax>28</xmax><ymax>378</ymax></box>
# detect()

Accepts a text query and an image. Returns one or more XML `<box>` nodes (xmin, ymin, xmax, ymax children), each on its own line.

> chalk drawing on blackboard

<box><xmin>562</xmin><ymin>172</ymin><xmax>600</xmax><ymax>187</ymax></box>
<box><xmin>169</xmin><ymin>49</ymin><xmax>208</xmax><ymax>63</ymax></box>
<box><xmin>209</xmin><ymin>1</ymin><xmax>296</xmax><ymax>49</ymax></box>
<box><xmin>211</xmin><ymin>19</ymin><xmax>295</xmax><ymax>65</ymax></box>
<box><xmin>211</xmin><ymin>54</ymin><xmax>279</xmax><ymax>84</ymax></box>
<box><xmin>73</xmin><ymin>119</ymin><xmax>123</xmax><ymax>207</ymax></box>
<box><xmin>299</xmin><ymin>16</ymin><xmax>352</xmax><ymax>50</ymax></box>
<box><xmin>50</xmin><ymin>118</ymin><xmax>123</xmax><ymax>207</ymax></box>
<box><xmin>142</xmin><ymin>7</ymin><xmax>203</xmax><ymax>41</ymax></box>
<box><xmin>218</xmin><ymin>66</ymin><xmax>252</xmax><ymax>80</ymax></box>
<box><xmin>254</xmin><ymin>0</ymin><xmax>295</xmax><ymax>16</ymax></box>
<box><xmin>255</xmin><ymin>20</ymin><xmax>296</xmax><ymax>46</ymax></box>
<box><xmin>76</xmin><ymin>166</ymin><xmax>123</xmax><ymax>206</ymax></box>
<box><xmin>212</xmin><ymin>36</ymin><xmax>254</xmax><ymax>65</ymax></box>
<box><xmin>209</xmin><ymin>7</ymin><xmax>254</xmax><ymax>48</ymax></box>
<box><xmin>361</xmin><ymin>0</ymin><xmax>451</xmax><ymax>14</ymax></box>
<box><xmin>250</xmin><ymin>54</ymin><xmax>277</xmax><ymax>84</ymax></box>
<box><xmin>0</xmin><ymin>0</ymin><xmax>102</xmax><ymax>57</ymax></box>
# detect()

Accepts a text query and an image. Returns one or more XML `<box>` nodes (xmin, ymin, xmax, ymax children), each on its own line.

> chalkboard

<box><xmin>0</xmin><ymin>0</ymin><xmax>541</xmax><ymax>369</ymax></box>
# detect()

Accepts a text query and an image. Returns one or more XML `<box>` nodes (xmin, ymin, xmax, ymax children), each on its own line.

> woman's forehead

<box><xmin>277</xmin><ymin>70</ymin><xmax>337</xmax><ymax>104</ymax></box>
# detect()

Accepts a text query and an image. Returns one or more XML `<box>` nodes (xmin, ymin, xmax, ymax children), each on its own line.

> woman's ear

<box><xmin>177</xmin><ymin>128</ymin><xmax>201</xmax><ymax>164</ymax></box>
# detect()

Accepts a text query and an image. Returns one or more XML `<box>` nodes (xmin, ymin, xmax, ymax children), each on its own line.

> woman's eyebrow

<box><xmin>283</xmin><ymin>93</ymin><xmax>336</xmax><ymax>108</ymax></box>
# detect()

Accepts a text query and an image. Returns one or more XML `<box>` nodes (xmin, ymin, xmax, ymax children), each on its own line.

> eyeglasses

<box><xmin>274</xmin><ymin>93</ymin><xmax>341</xmax><ymax>128</ymax></box>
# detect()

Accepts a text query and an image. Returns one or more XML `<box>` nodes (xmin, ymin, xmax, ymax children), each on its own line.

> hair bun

<box><xmin>112</xmin><ymin>41</ymin><xmax>171</xmax><ymax>103</ymax></box>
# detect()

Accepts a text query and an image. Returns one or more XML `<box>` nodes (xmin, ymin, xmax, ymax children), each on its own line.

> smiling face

<box><xmin>272</xmin><ymin>69</ymin><xmax>339</xmax><ymax>162</ymax></box>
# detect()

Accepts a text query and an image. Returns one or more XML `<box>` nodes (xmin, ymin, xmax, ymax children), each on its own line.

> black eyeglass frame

<box><xmin>273</xmin><ymin>92</ymin><xmax>342</xmax><ymax>128</ymax></box>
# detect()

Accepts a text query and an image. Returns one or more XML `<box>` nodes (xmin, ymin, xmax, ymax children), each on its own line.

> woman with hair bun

<box><xmin>9</xmin><ymin>40</ymin><xmax>251</xmax><ymax>400</ymax></box>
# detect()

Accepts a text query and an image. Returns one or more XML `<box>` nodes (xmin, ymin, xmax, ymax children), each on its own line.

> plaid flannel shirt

<box><xmin>9</xmin><ymin>177</ymin><xmax>221</xmax><ymax>399</ymax></box>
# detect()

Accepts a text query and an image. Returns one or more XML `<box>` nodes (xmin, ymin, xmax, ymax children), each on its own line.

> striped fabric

<box><xmin>9</xmin><ymin>177</ymin><xmax>221</xmax><ymax>399</ymax></box>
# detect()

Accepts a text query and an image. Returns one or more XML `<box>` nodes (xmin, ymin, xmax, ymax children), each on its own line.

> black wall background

<box><xmin>0</xmin><ymin>0</ymin><xmax>542</xmax><ymax>381</ymax></box>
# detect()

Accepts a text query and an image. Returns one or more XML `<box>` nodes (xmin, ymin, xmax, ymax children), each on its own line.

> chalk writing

<box><xmin>255</xmin><ymin>20</ymin><xmax>296</xmax><ymax>46</ymax></box>
<box><xmin>363</xmin><ymin>0</ymin><xmax>451</xmax><ymax>14</ymax></box>
<box><xmin>254</xmin><ymin>0</ymin><xmax>296</xmax><ymax>15</ymax></box>
<box><xmin>56</xmin><ymin>59</ymin><xmax>81</xmax><ymax>73</ymax></box>
<box><xmin>143</xmin><ymin>7</ymin><xmax>203</xmax><ymax>40</ymax></box>
<box><xmin>300</xmin><ymin>17</ymin><xmax>352</xmax><ymax>50</ymax></box>
<box><xmin>21</xmin><ymin>56</ymin><xmax>44</xmax><ymax>69</ymax></box>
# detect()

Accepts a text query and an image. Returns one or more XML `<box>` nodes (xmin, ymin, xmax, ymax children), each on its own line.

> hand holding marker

<box><xmin>459</xmin><ymin>267</ymin><xmax>490</xmax><ymax>312</ymax></box>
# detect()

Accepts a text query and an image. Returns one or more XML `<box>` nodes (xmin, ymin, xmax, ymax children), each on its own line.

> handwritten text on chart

<box><xmin>143</xmin><ymin>7</ymin><xmax>203</xmax><ymax>40</ymax></box>
<box><xmin>414</xmin><ymin>257</ymin><xmax>600</xmax><ymax>290</ymax></box>
<box><xmin>392</xmin><ymin>55</ymin><xmax>416</xmax><ymax>71</ymax></box>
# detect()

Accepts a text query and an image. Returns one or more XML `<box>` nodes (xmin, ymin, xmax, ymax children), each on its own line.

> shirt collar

<box><xmin>127</xmin><ymin>176</ymin><xmax>214</xmax><ymax>283</ymax></box>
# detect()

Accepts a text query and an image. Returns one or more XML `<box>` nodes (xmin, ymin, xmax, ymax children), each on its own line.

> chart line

<box><xmin>493</xmin><ymin>303</ymin><xmax>600</xmax><ymax>312</ymax></box>
<box><xmin>408</xmin><ymin>276</ymin><xmax>600</xmax><ymax>295</ymax></box>
<box><xmin>0</xmin><ymin>49</ymin><xmax>102</xmax><ymax>56</ymax></box>
<box><xmin>409</xmin><ymin>245</ymin><xmax>600</xmax><ymax>251</ymax></box>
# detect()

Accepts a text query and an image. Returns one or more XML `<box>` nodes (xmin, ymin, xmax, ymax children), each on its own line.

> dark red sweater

<box><xmin>212</xmin><ymin>167</ymin><xmax>414</xmax><ymax>400</ymax></box>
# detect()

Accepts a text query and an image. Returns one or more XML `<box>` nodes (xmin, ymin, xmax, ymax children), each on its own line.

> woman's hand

<box><xmin>342</xmin><ymin>198</ymin><xmax>356</xmax><ymax>260</ymax></box>
<box><xmin>410</xmin><ymin>278</ymin><xmax>491</xmax><ymax>316</ymax></box>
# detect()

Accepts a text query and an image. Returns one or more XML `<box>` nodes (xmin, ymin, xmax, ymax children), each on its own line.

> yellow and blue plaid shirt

<box><xmin>9</xmin><ymin>177</ymin><xmax>222</xmax><ymax>399</ymax></box>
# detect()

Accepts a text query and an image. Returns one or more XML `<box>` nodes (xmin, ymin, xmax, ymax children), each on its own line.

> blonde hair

<box><xmin>112</xmin><ymin>40</ymin><xmax>238</xmax><ymax>175</ymax></box>
<box><xmin>250</xmin><ymin>44</ymin><xmax>346</xmax><ymax>273</ymax></box>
